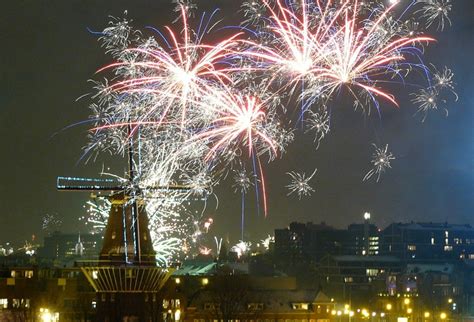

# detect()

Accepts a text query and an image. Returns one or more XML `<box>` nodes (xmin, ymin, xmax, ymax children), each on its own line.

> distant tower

<box><xmin>75</xmin><ymin>233</ymin><xmax>84</xmax><ymax>256</ymax></box>
<box><xmin>363</xmin><ymin>212</ymin><xmax>371</xmax><ymax>256</ymax></box>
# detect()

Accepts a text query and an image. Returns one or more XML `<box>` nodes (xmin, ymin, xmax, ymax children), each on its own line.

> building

<box><xmin>347</xmin><ymin>223</ymin><xmax>379</xmax><ymax>256</ymax></box>
<box><xmin>38</xmin><ymin>232</ymin><xmax>102</xmax><ymax>262</ymax></box>
<box><xmin>274</xmin><ymin>221</ymin><xmax>379</xmax><ymax>264</ymax></box>
<box><xmin>318</xmin><ymin>255</ymin><xmax>402</xmax><ymax>305</ymax></box>
<box><xmin>0</xmin><ymin>266</ymin><xmax>96</xmax><ymax>321</ymax></box>
<box><xmin>379</xmin><ymin>222</ymin><xmax>474</xmax><ymax>261</ymax></box>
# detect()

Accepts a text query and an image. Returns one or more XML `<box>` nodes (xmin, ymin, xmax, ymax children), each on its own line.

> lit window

<box><xmin>431</xmin><ymin>237</ymin><xmax>435</xmax><ymax>245</ymax></box>
<box><xmin>445</xmin><ymin>238</ymin><xmax>449</xmax><ymax>245</ymax></box>
<box><xmin>407</xmin><ymin>245</ymin><xmax>416</xmax><ymax>251</ymax></box>
<box><xmin>445</xmin><ymin>231</ymin><xmax>449</xmax><ymax>238</ymax></box>
<box><xmin>469</xmin><ymin>254</ymin><xmax>474</xmax><ymax>259</ymax></box>
<box><xmin>92</xmin><ymin>271</ymin><xmax>98</xmax><ymax>280</ymax></box>
<box><xmin>366</xmin><ymin>269</ymin><xmax>379</xmax><ymax>277</ymax></box>
<box><xmin>344</xmin><ymin>277</ymin><xmax>353</xmax><ymax>283</ymax></box>
<box><xmin>444</xmin><ymin>245</ymin><xmax>453</xmax><ymax>251</ymax></box>
<box><xmin>25</xmin><ymin>271</ymin><xmax>33</xmax><ymax>279</ymax></box>
<box><xmin>0</xmin><ymin>299</ymin><xmax>7</xmax><ymax>309</ymax></box>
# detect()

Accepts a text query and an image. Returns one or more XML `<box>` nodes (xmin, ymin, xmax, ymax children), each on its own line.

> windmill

<box><xmin>57</xmin><ymin>125</ymin><xmax>189</xmax><ymax>321</ymax></box>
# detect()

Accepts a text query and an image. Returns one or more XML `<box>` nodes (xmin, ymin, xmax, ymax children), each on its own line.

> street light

<box><xmin>364</xmin><ymin>212</ymin><xmax>371</xmax><ymax>220</ymax></box>
<box><xmin>404</xmin><ymin>298</ymin><xmax>410</xmax><ymax>305</ymax></box>
<box><xmin>39</xmin><ymin>308</ymin><xmax>58</xmax><ymax>322</ymax></box>
<box><xmin>174</xmin><ymin>309</ymin><xmax>181</xmax><ymax>321</ymax></box>
<box><xmin>424</xmin><ymin>311</ymin><xmax>430</xmax><ymax>318</ymax></box>
<box><xmin>440</xmin><ymin>312</ymin><xmax>447</xmax><ymax>320</ymax></box>
<box><xmin>386</xmin><ymin>303</ymin><xmax>392</xmax><ymax>311</ymax></box>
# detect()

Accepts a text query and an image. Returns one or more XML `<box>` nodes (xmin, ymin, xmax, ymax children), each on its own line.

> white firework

<box><xmin>181</xmin><ymin>170</ymin><xmax>213</xmax><ymax>196</ymax></box>
<box><xmin>417</xmin><ymin>0</ymin><xmax>452</xmax><ymax>31</ymax></box>
<box><xmin>42</xmin><ymin>213</ymin><xmax>63</xmax><ymax>232</ymax></box>
<box><xmin>433</xmin><ymin>66</ymin><xmax>457</xmax><ymax>94</ymax></box>
<box><xmin>286</xmin><ymin>169</ymin><xmax>317</xmax><ymax>199</ymax></box>
<box><xmin>233</xmin><ymin>169</ymin><xmax>253</xmax><ymax>194</ymax></box>
<box><xmin>81</xmin><ymin>198</ymin><xmax>111</xmax><ymax>233</ymax></box>
<box><xmin>363</xmin><ymin>144</ymin><xmax>395</xmax><ymax>182</ymax></box>
<box><xmin>412</xmin><ymin>87</ymin><xmax>442</xmax><ymax>122</ymax></box>
<box><xmin>305</xmin><ymin>109</ymin><xmax>330</xmax><ymax>149</ymax></box>
<box><xmin>231</xmin><ymin>240</ymin><xmax>252</xmax><ymax>258</ymax></box>
<box><xmin>260</xmin><ymin>235</ymin><xmax>275</xmax><ymax>250</ymax></box>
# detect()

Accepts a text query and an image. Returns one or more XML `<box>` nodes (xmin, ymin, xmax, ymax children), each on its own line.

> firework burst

<box><xmin>417</xmin><ymin>0</ymin><xmax>452</xmax><ymax>31</ymax></box>
<box><xmin>305</xmin><ymin>108</ymin><xmax>330</xmax><ymax>149</ymax></box>
<box><xmin>286</xmin><ymin>168</ymin><xmax>317</xmax><ymax>199</ymax></box>
<box><xmin>363</xmin><ymin>144</ymin><xmax>395</xmax><ymax>182</ymax></box>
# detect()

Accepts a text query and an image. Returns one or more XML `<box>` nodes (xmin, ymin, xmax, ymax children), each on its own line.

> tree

<box><xmin>205</xmin><ymin>268</ymin><xmax>263</xmax><ymax>322</ymax></box>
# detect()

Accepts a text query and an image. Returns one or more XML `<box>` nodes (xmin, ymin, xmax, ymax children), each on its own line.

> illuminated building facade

<box><xmin>379</xmin><ymin>222</ymin><xmax>474</xmax><ymax>261</ymax></box>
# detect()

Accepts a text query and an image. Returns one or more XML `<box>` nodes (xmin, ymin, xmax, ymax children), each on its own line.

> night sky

<box><xmin>1</xmin><ymin>1</ymin><xmax>473</xmax><ymax>245</ymax></box>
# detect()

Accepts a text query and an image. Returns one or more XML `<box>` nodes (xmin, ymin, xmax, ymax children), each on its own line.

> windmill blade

<box><xmin>57</xmin><ymin>176</ymin><xmax>124</xmax><ymax>191</ymax></box>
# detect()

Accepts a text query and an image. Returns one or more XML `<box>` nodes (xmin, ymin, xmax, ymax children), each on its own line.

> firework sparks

<box><xmin>417</xmin><ymin>0</ymin><xmax>452</xmax><ymax>31</ymax></box>
<box><xmin>412</xmin><ymin>65</ymin><xmax>457</xmax><ymax>122</ymax></box>
<box><xmin>363</xmin><ymin>144</ymin><xmax>395</xmax><ymax>182</ymax></box>
<box><xmin>81</xmin><ymin>198</ymin><xmax>111</xmax><ymax>233</ymax></box>
<box><xmin>242</xmin><ymin>0</ymin><xmax>435</xmax><ymax>112</ymax></box>
<box><xmin>305</xmin><ymin>108</ymin><xmax>330</xmax><ymax>149</ymax></box>
<box><xmin>286</xmin><ymin>168</ymin><xmax>317</xmax><ymax>199</ymax></box>
<box><xmin>199</xmin><ymin>246</ymin><xmax>213</xmax><ymax>256</ymax></box>
<box><xmin>42</xmin><ymin>213</ymin><xmax>63</xmax><ymax>232</ymax></box>
<box><xmin>233</xmin><ymin>169</ymin><xmax>253</xmax><ymax>193</ymax></box>
<box><xmin>231</xmin><ymin>240</ymin><xmax>252</xmax><ymax>258</ymax></box>
<box><xmin>412</xmin><ymin>87</ymin><xmax>442</xmax><ymax>122</ymax></box>
<box><xmin>260</xmin><ymin>235</ymin><xmax>274</xmax><ymax>250</ymax></box>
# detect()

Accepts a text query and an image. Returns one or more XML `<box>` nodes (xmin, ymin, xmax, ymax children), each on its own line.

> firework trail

<box><xmin>233</xmin><ymin>169</ymin><xmax>253</xmax><ymax>241</ymax></box>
